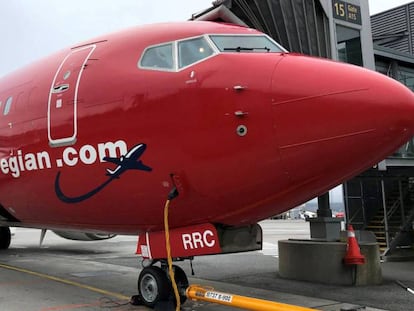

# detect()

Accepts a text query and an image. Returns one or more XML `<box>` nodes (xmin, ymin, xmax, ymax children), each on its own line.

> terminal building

<box><xmin>194</xmin><ymin>0</ymin><xmax>414</xmax><ymax>258</ymax></box>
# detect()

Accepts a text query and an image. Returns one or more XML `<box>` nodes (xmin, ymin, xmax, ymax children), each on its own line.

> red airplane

<box><xmin>1</xmin><ymin>21</ymin><xmax>414</xmax><ymax>307</ymax></box>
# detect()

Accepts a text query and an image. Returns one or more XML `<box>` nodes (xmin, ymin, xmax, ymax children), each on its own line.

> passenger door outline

<box><xmin>47</xmin><ymin>45</ymin><xmax>96</xmax><ymax>147</ymax></box>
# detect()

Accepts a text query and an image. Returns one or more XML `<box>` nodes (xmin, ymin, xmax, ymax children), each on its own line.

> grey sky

<box><xmin>0</xmin><ymin>1</ymin><xmax>212</xmax><ymax>77</ymax></box>
<box><xmin>369</xmin><ymin>0</ymin><xmax>413</xmax><ymax>14</ymax></box>
<box><xmin>0</xmin><ymin>1</ymin><xmax>412</xmax><ymax>77</ymax></box>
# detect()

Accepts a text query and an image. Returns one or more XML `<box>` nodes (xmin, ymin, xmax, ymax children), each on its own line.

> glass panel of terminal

<box><xmin>336</xmin><ymin>25</ymin><xmax>363</xmax><ymax>66</ymax></box>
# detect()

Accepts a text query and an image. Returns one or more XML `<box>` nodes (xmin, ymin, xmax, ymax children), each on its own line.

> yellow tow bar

<box><xmin>186</xmin><ymin>285</ymin><xmax>318</xmax><ymax>311</ymax></box>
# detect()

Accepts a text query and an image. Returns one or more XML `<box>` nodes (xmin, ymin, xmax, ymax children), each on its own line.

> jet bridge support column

<box><xmin>317</xmin><ymin>193</ymin><xmax>332</xmax><ymax>217</ymax></box>
<box><xmin>308</xmin><ymin>192</ymin><xmax>342</xmax><ymax>241</ymax></box>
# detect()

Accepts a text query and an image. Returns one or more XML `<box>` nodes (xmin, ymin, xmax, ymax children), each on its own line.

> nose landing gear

<box><xmin>138</xmin><ymin>266</ymin><xmax>171</xmax><ymax>307</ymax></box>
<box><xmin>136</xmin><ymin>260</ymin><xmax>189</xmax><ymax>308</ymax></box>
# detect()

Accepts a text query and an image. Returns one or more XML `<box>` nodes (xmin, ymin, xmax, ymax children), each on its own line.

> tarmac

<box><xmin>0</xmin><ymin>220</ymin><xmax>413</xmax><ymax>311</ymax></box>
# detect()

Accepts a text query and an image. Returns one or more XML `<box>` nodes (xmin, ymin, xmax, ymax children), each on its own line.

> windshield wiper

<box><xmin>223</xmin><ymin>46</ymin><xmax>271</xmax><ymax>52</ymax></box>
<box><xmin>224</xmin><ymin>47</ymin><xmax>253</xmax><ymax>52</ymax></box>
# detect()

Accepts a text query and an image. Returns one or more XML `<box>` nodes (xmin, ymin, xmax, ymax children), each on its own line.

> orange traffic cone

<box><xmin>344</xmin><ymin>225</ymin><xmax>365</xmax><ymax>265</ymax></box>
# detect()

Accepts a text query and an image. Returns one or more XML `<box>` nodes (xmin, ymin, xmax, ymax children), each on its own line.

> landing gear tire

<box><xmin>138</xmin><ymin>266</ymin><xmax>171</xmax><ymax>308</ymax></box>
<box><xmin>172</xmin><ymin>265</ymin><xmax>189</xmax><ymax>305</ymax></box>
<box><xmin>0</xmin><ymin>227</ymin><xmax>11</xmax><ymax>250</ymax></box>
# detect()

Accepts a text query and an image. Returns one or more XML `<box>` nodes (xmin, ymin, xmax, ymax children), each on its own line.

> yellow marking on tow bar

<box><xmin>187</xmin><ymin>285</ymin><xmax>318</xmax><ymax>311</ymax></box>
<box><xmin>0</xmin><ymin>263</ymin><xmax>130</xmax><ymax>301</ymax></box>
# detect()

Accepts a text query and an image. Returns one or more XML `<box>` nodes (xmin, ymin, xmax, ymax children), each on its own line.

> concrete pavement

<box><xmin>0</xmin><ymin>220</ymin><xmax>411</xmax><ymax>310</ymax></box>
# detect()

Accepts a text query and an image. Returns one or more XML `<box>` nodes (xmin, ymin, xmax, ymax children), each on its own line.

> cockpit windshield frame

<box><xmin>138</xmin><ymin>40</ymin><xmax>177</xmax><ymax>72</ymax></box>
<box><xmin>138</xmin><ymin>33</ymin><xmax>287</xmax><ymax>72</ymax></box>
<box><xmin>139</xmin><ymin>35</ymin><xmax>219</xmax><ymax>72</ymax></box>
<box><xmin>177</xmin><ymin>35</ymin><xmax>217</xmax><ymax>70</ymax></box>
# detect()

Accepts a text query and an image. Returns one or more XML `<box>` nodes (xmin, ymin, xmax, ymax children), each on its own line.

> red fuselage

<box><xmin>0</xmin><ymin>21</ymin><xmax>413</xmax><ymax>234</ymax></box>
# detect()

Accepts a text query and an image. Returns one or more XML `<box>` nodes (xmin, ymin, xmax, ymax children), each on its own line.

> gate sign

<box><xmin>332</xmin><ymin>0</ymin><xmax>362</xmax><ymax>25</ymax></box>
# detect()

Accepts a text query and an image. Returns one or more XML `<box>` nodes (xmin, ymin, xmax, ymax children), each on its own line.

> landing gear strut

<box><xmin>136</xmin><ymin>260</ymin><xmax>189</xmax><ymax>308</ymax></box>
<box><xmin>0</xmin><ymin>227</ymin><xmax>11</xmax><ymax>250</ymax></box>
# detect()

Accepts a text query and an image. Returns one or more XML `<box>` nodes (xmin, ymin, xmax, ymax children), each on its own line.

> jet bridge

<box><xmin>193</xmin><ymin>0</ymin><xmax>374</xmax><ymax>67</ymax></box>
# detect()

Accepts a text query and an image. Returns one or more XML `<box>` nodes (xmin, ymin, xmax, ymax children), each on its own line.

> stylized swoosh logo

<box><xmin>55</xmin><ymin>143</ymin><xmax>152</xmax><ymax>203</ymax></box>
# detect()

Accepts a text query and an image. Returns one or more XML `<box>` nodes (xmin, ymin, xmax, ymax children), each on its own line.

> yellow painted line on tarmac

<box><xmin>40</xmin><ymin>301</ymin><xmax>102</xmax><ymax>311</ymax></box>
<box><xmin>0</xmin><ymin>263</ymin><xmax>130</xmax><ymax>301</ymax></box>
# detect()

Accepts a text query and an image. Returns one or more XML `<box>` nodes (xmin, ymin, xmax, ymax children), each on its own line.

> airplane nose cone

<box><xmin>360</xmin><ymin>67</ymin><xmax>414</xmax><ymax>140</ymax></box>
<box><xmin>271</xmin><ymin>54</ymin><xmax>414</xmax><ymax>183</ymax></box>
<box><xmin>371</xmin><ymin>72</ymin><xmax>414</xmax><ymax>131</ymax></box>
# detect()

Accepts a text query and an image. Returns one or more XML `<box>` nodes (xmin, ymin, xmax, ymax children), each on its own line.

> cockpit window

<box><xmin>178</xmin><ymin>37</ymin><xmax>214</xmax><ymax>68</ymax></box>
<box><xmin>140</xmin><ymin>43</ymin><xmax>174</xmax><ymax>70</ymax></box>
<box><xmin>3</xmin><ymin>97</ymin><xmax>12</xmax><ymax>115</ymax></box>
<box><xmin>209</xmin><ymin>35</ymin><xmax>285</xmax><ymax>53</ymax></box>
<box><xmin>139</xmin><ymin>34</ymin><xmax>284</xmax><ymax>72</ymax></box>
